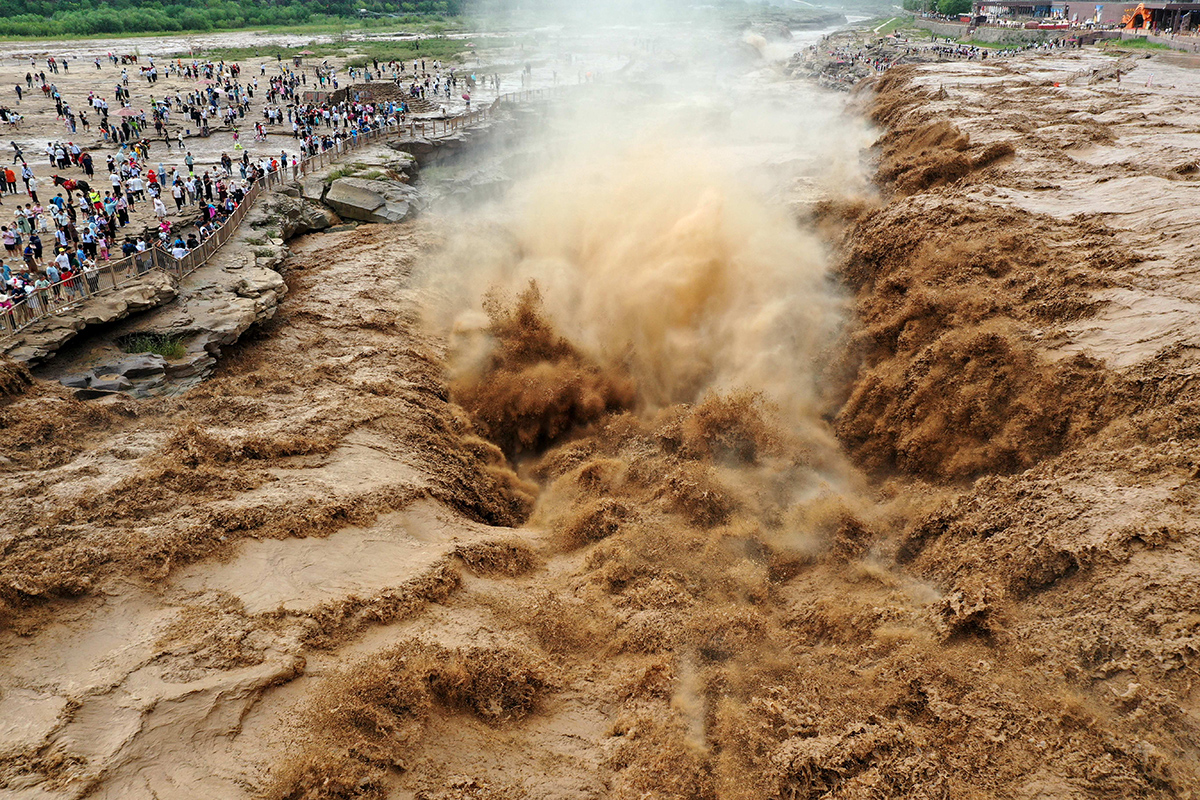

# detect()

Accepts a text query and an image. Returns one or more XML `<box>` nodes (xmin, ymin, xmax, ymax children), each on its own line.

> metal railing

<box><xmin>1</xmin><ymin>87</ymin><xmax>553</xmax><ymax>341</ymax></box>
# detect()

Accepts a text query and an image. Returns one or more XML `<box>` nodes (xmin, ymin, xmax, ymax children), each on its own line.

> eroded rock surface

<box><xmin>324</xmin><ymin>176</ymin><xmax>419</xmax><ymax>224</ymax></box>
<box><xmin>1</xmin><ymin>274</ymin><xmax>177</xmax><ymax>366</ymax></box>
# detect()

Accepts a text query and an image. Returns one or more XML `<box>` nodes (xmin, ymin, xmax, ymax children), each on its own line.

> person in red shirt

<box><xmin>60</xmin><ymin>263</ymin><xmax>75</xmax><ymax>298</ymax></box>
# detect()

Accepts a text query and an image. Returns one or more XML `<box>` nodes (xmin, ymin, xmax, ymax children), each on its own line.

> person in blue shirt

<box><xmin>44</xmin><ymin>260</ymin><xmax>60</xmax><ymax>298</ymax></box>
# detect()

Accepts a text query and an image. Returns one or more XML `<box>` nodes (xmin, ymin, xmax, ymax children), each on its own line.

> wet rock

<box><xmin>132</xmin><ymin>375</ymin><xmax>168</xmax><ymax>397</ymax></box>
<box><xmin>324</xmin><ymin>177</ymin><xmax>417</xmax><ymax>224</ymax></box>
<box><xmin>1</xmin><ymin>274</ymin><xmax>178</xmax><ymax>367</ymax></box>
<box><xmin>300</xmin><ymin>202</ymin><xmax>339</xmax><ymax>231</ymax></box>
<box><xmin>252</xmin><ymin>194</ymin><xmax>341</xmax><ymax>240</ymax></box>
<box><xmin>165</xmin><ymin>353</ymin><xmax>216</xmax><ymax>379</ymax></box>
<box><xmin>74</xmin><ymin>387</ymin><xmax>119</xmax><ymax>400</ymax></box>
<box><xmin>60</xmin><ymin>373</ymin><xmax>91</xmax><ymax>389</ymax></box>
<box><xmin>114</xmin><ymin>353</ymin><xmax>166</xmax><ymax>379</ymax></box>
<box><xmin>299</xmin><ymin>176</ymin><xmax>327</xmax><ymax>202</ymax></box>
<box><xmin>90</xmin><ymin>374</ymin><xmax>133</xmax><ymax>392</ymax></box>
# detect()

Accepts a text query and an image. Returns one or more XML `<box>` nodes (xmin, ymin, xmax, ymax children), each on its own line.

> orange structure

<box><xmin>1123</xmin><ymin>2</ymin><xmax>1150</xmax><ymax>27</ymax></box>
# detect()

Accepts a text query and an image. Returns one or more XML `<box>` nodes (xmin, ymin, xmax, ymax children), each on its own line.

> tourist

<box><xmin>30</xmin><ymin>273</ymin><xmax>49</xmax><ymax>313</ymax></box>
<box><xmin>80</xmin><ymin>255</ymin><xmax>98</xmax><ymax>292</ymax></box>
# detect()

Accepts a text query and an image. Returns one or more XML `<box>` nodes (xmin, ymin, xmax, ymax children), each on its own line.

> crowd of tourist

<box><xmin>0</xmin><ymin>52</ymin><xmax>314</xmax><ymax>331</ymax></box>
<box><xmin>0</xmin><ymin>141</ymin><xmax>264</xmax><ymax>330</ymax></box>
<box><xmin>0</xmin><ymin>43</ymin><xmax>492</xmax><ymax>334</ymax></box>
<box><xmin>925</xmin><ymin>35</ymin><xmax>1083</xmax><ymax>59</ymax></box>
<box><xmin>799</xmin><ymin>26</ymin><xmax>1092</xmax><ymax>89</ymax></box>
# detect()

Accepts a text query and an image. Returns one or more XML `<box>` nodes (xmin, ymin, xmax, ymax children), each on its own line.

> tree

<box><xmin>937</xmin><ymin>0</ymin><xmax>972</xmax><ymax>15</ymax></box>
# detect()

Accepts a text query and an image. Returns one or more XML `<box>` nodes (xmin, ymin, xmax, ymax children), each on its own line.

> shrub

<box><xmin>116</xmin><ymin>332</ymin><xmax>187</xmax><ymax>360</ymax></box>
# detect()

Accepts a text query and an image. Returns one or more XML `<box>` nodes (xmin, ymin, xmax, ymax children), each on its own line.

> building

<box><xmin>974</xmin><ymin>0</ymin><xmax>1070</xmax><ymax>19</ymax></box>
<box><xmin>971</xmin><ymin>0</ymin><xmax>1200</xmax><ymax>25</ymax></box>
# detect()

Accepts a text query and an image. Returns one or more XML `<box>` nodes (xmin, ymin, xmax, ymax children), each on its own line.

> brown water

<box><xmin>1</xmin><ymin>32</ymin><xmax>1199</xmax><ymax>800</ymax></box>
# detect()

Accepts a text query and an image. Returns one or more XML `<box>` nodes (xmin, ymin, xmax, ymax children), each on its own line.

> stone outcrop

<box><xmin>59</xmin><ymin>351</ymin><xmax>214</xmax><ymax>398</ymax></box>
<box><xmin>253</xmin><ymin>193</ymin><xmax>340</xmax><ymax>240</ymax></box>
<box><xmin>89</xmin><ymin>374</ymin><xmax>134</xmax><ymax>392</ymax></box>
<box><xmin>7</xmin><ymin>135</ymin><xmax>436</xmax><ymax>395</ymax></box>
<box><xmin>21</xmin><ymin>197</ymin><xmax>289</xmax><ymax>394</ymax></box>
<box><xmin>323</xmin><ymin>177</ymin><xmax>418</xmax><ymax>224</ymax></box>
<box><xmin>1</xmin><ymin>273</ymin><xmax>178</xmax><ymax>365</ymax></box>
<box><xmin>290</xmin><ymin>144</ymin><xmax>419</xmax><ymax>226</ymax></box>
<box><xmin>388</xmin><ymin>129</ymin><xmax>480</xmax><ymax>166</ymax></box>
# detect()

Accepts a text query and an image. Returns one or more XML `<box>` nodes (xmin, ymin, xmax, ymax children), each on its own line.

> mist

<box><xmin>420</xmin><ymin>10</ymin><xmax>874</xmax><ymax>443</ymax></box>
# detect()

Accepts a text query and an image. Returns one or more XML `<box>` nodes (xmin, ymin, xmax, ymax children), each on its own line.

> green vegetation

<box><xmin>0</xmin><ymin>0</ymin><xmax>859</xmax><ymax>41</ymax></box>
<box><xmin>325</xmin><ymin>164</ymin><xmax>366</xmax><ymax>184</ymax></box>
<box><xmin>117</xmin><ymin>333</ymin><xmax>187</xmax><ymax>360</ymax></box>
<box><xmin>0</xmin><ymin>0</ymin><xmax>887</xmax><ymax>42</ymax></box>
<box><xmin>1100</xmin><ymin>36</ymin><xmax>1170</xmax><ymax>50</ymax></box>
<box><xmin>193</xmin><ymin>34</ymin><xmax>478</xmax><ymax>65</ymax></box>
<box><xmin>863</xmin><ymin>14</ymin><xmax>916</xmax><ymax>35</ymax></box>
<box><xmin>0</xmin><ymin>0</ymin><xmax>465</xmax><ymax>38</ymax></box>
<box><xmin>955</xmin><ymin>38</ymin><xmax>1012</xmax><ymax>48</ymax></box>
<box><xmin>902</xmin><ymin>0</ymin><xmax>970</xmax><ymax>15</ymax></box>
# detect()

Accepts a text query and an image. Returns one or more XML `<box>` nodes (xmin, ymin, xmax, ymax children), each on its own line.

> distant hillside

<box><xmin>0</xmin><ymin>0</ymin><xmax>463</xmax><ymax>38</ymax></box>
<box><xmin>0</xmin><ymin>0</ymin><xmax>868</xmax><ymax>39</ymax></box>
